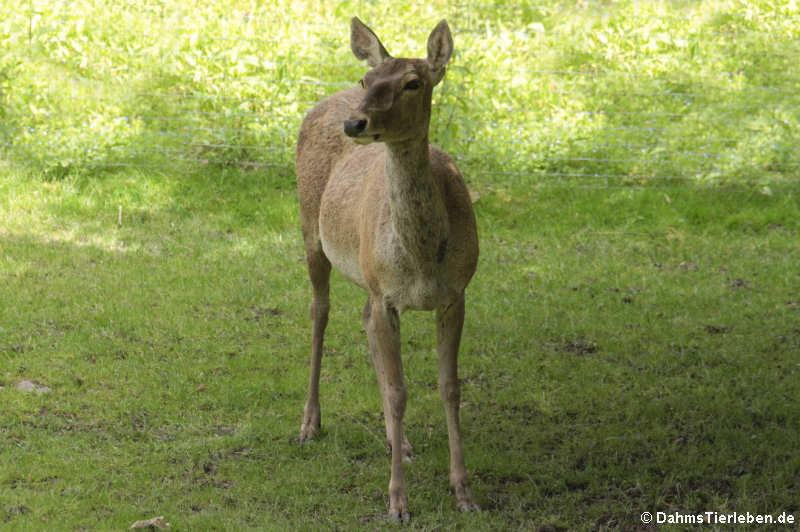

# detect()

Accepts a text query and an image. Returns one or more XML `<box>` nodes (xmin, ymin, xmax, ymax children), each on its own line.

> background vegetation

<box><xmin>3</xmin><ymin>0</ymin><xmax>798</xmax><ymax>184</ymax></box>
<box><xmin>1</xmin><ymin>0</ymin><xmax>799</xmax><ymax>530</ymax></box>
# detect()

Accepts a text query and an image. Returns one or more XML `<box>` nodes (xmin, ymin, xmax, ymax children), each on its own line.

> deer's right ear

<box><xmin>351</xmin><ymin>17</ymin><xmax>392</xmax><ymax>68</ymax></box>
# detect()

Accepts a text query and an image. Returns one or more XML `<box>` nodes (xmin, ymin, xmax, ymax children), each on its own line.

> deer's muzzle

<box><xmin>343</xmin><ymin>119</ymin><xmax>368</xmax><ymax>137</ymax></box>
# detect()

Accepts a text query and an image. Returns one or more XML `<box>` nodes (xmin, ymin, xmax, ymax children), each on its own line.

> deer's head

<box><xmin>343</xmin><ymin>17</ymin><xmax>453</xmax><ymax>144</ymax></box>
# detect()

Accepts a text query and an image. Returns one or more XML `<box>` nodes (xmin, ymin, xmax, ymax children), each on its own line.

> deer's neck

<box><xmin>383</xmin><ymin>136</ymin><xmax>449</xmax><ymax>266</ymax></box>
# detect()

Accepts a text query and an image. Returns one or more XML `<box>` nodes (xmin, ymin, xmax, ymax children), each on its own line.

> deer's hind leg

<box><xmin>364</xmin><ymin>295</ymin><xmax>411</xmax><ymax>521</ymax></box>
<box><xmin>363</xmin><ymin>297</ymin><xmax>414</xmax><ymax>462</ymax></box>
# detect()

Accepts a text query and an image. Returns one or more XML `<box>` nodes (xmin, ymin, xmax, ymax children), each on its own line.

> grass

<box><xmin>2</xmin><ymin>0</ymin><xmax>800</xmax><ymax>530</ymax></box>
<box><xmin>3</xmin><ymin>170</ymin><xmax>799</xmax><ymax>530</ymax></box>
<box><xmin>2</xmin><ymin>0</ymin><xmax>799</xmax><ymax>184</ymax></box>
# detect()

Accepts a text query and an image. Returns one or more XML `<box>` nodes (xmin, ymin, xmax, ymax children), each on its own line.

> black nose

<box><xmin>343</xmin><ymin>119</ymin><xmax>367</xmax><ymax>137</ymax></box>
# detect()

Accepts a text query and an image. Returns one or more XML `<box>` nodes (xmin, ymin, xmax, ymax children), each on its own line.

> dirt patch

<box><xmin>4</xmin><ymin>505</ymin><xmax>30</xmax><ymax>522</ymax></box>
<box><xmin>704</xmin><ymin>325</ymin><xmax>731</xmax><ymax>335</ymax></box>
<box><xmin>564</xmin><ymin>338</ymin><xmax>599</xmax><ymax>355</ymax></box>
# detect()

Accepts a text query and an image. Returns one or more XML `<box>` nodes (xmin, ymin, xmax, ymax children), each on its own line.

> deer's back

<box><xmin>296</xmin><ymin>88</ymin><xmax>364</xmax><ymax>245</ymax></box>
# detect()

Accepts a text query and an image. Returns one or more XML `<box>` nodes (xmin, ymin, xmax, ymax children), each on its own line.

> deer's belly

<box><xmin>319</xmin><ymin>229</ymin><xmax>365</xmax><ymax>287</ymax></box>
<box><xmin>318</xmin><ymin>168</ymin><xmax>367</xmax><ymax>287</ymax></box>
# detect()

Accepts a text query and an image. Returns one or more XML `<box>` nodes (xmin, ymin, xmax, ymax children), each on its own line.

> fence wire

<box><xmin>1</xmin><ymin>2</ymin><xmax>799</xmax><ymax>188</ymax></box>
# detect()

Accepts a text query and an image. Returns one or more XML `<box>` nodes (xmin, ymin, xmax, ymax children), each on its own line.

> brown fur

<box><xmin>295</xmin><ymin>17</ymin><xmax>479</xmax><ymax>519</ymax></box>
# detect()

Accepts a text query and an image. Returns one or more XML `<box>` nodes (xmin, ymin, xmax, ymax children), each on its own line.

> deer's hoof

<box><xmin>453</xmin><ymin>480</ymin><xmax>479</xmax><ymax>512</ymax></box>
<box><xmin>298</xmin><ymin>421</ymin><xmax>320</xmax><ymax>444</ymax></box>
<box><xmin>298</xmin><ymin>427</ymin><xmax>317</xmax><ymax>445</ymax></box>
<box><xmin>299</xmin><ymin>403</ymin><xmax>321</xmax><ymax>444</ymax></box>
<box><xmin>387</xmin><ymin>511</ymin><xmax>411</xmax><ymax>524</ymax></box>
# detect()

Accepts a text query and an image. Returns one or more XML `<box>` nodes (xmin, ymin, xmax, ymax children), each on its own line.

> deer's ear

<box><xmin>426</xmin><ymin>20</ymin><xmax>453</xmax><ymax>86</ymax></box>
<box><xmin>351</xmin><ymin>17</ymin><xmax>392</xmax><ymax>68</ymax></box>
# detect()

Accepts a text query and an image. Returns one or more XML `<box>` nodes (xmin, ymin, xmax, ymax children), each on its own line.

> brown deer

<box><xmin>295</xmin><ymin>17</ymin><xmax>479</xmax><ymax>520</ymax></box>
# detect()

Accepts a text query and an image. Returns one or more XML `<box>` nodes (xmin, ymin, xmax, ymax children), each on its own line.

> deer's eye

<box><xmin>403</xmin><ymin>79</ymin><xmax>421</xmax><ymax>91</ymax></box>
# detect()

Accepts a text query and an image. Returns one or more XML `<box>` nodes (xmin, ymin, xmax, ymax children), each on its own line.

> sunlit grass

<box><xmin>2</xmin><ymin>0</ymin><xmax>798</xmax><ymax>184</ymax></box>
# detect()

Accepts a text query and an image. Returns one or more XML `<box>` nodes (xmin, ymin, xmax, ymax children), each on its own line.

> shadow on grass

<box><xmin>466</xmin><ymin>337</ymin><xmax>800</xmax><ymax>530</ymax></box>
<box><xmin>4</xmin><ymin>173</ymin><xmax>800</xmax><ymax>530</ymax></box>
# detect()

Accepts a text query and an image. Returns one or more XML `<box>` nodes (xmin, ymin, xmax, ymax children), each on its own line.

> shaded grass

<box><xmin>2</xmin><ymin>166</ymin><xmax>799</xmax><ymax>529</ymax></box>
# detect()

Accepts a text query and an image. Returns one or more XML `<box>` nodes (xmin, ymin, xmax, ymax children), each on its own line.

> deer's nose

<box><xmin>343</xmin><ymin>119</ymin><xmax>368</xmax><ymax>137</ymax></box>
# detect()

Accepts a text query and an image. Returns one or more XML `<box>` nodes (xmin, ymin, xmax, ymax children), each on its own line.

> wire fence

<box><xmin>1</xmin><ymin>1</ymin><xmax>799</xmax><ymax>188</ymax></box>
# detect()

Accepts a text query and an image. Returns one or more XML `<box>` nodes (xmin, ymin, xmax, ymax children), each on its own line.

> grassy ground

<box><xmin>2</xmin><ymin>0</ymin><xmax>800</xmax><ymax>530</ymax></box>
<box><xmin>2</xmin><ymin>173</ymin><xmax>799</xmax><ymax>530</ymax></box>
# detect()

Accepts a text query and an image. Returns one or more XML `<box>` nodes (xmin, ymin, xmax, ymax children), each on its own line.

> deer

<box><xmin>295</xmin><ymin>16</ymin><xmax>479</xmax><ymax>521</ymax></box>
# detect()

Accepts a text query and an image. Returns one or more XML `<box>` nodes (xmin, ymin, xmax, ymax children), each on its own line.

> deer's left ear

<box><xmin>426</xmin><ymin>20</ymin><xmax>453</xmax><ymax>86</ymax></box>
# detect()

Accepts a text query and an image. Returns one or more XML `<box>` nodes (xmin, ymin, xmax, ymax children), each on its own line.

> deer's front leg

<box><xmin>365</xmin><ymin>296</ymin><xmax>410</xmax><ymax>522</ymax></box>
<box><xmin>299</xmin><ymin>251</ymin><xmax>331</xmax><ymax>443</ymax></box>
<box><xmin>437</xmin><ymin>296</ymin><xmax>479</xmax><ymax>511</ymax></box>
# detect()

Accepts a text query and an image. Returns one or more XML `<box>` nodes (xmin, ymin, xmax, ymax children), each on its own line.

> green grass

<box><xmin>3</xmin><ymin>170</ymin><xmax>799</xmax><ymax>530</ymax></box>
<box><xmin>2</xmin><ymin>0</ymin><xmax>799</xmax><ymax>184</ymax></box>
<box><xmin>2</xmin><ymin>0</ymin><xmax>800</xmax><ymax>530</ymax></box>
